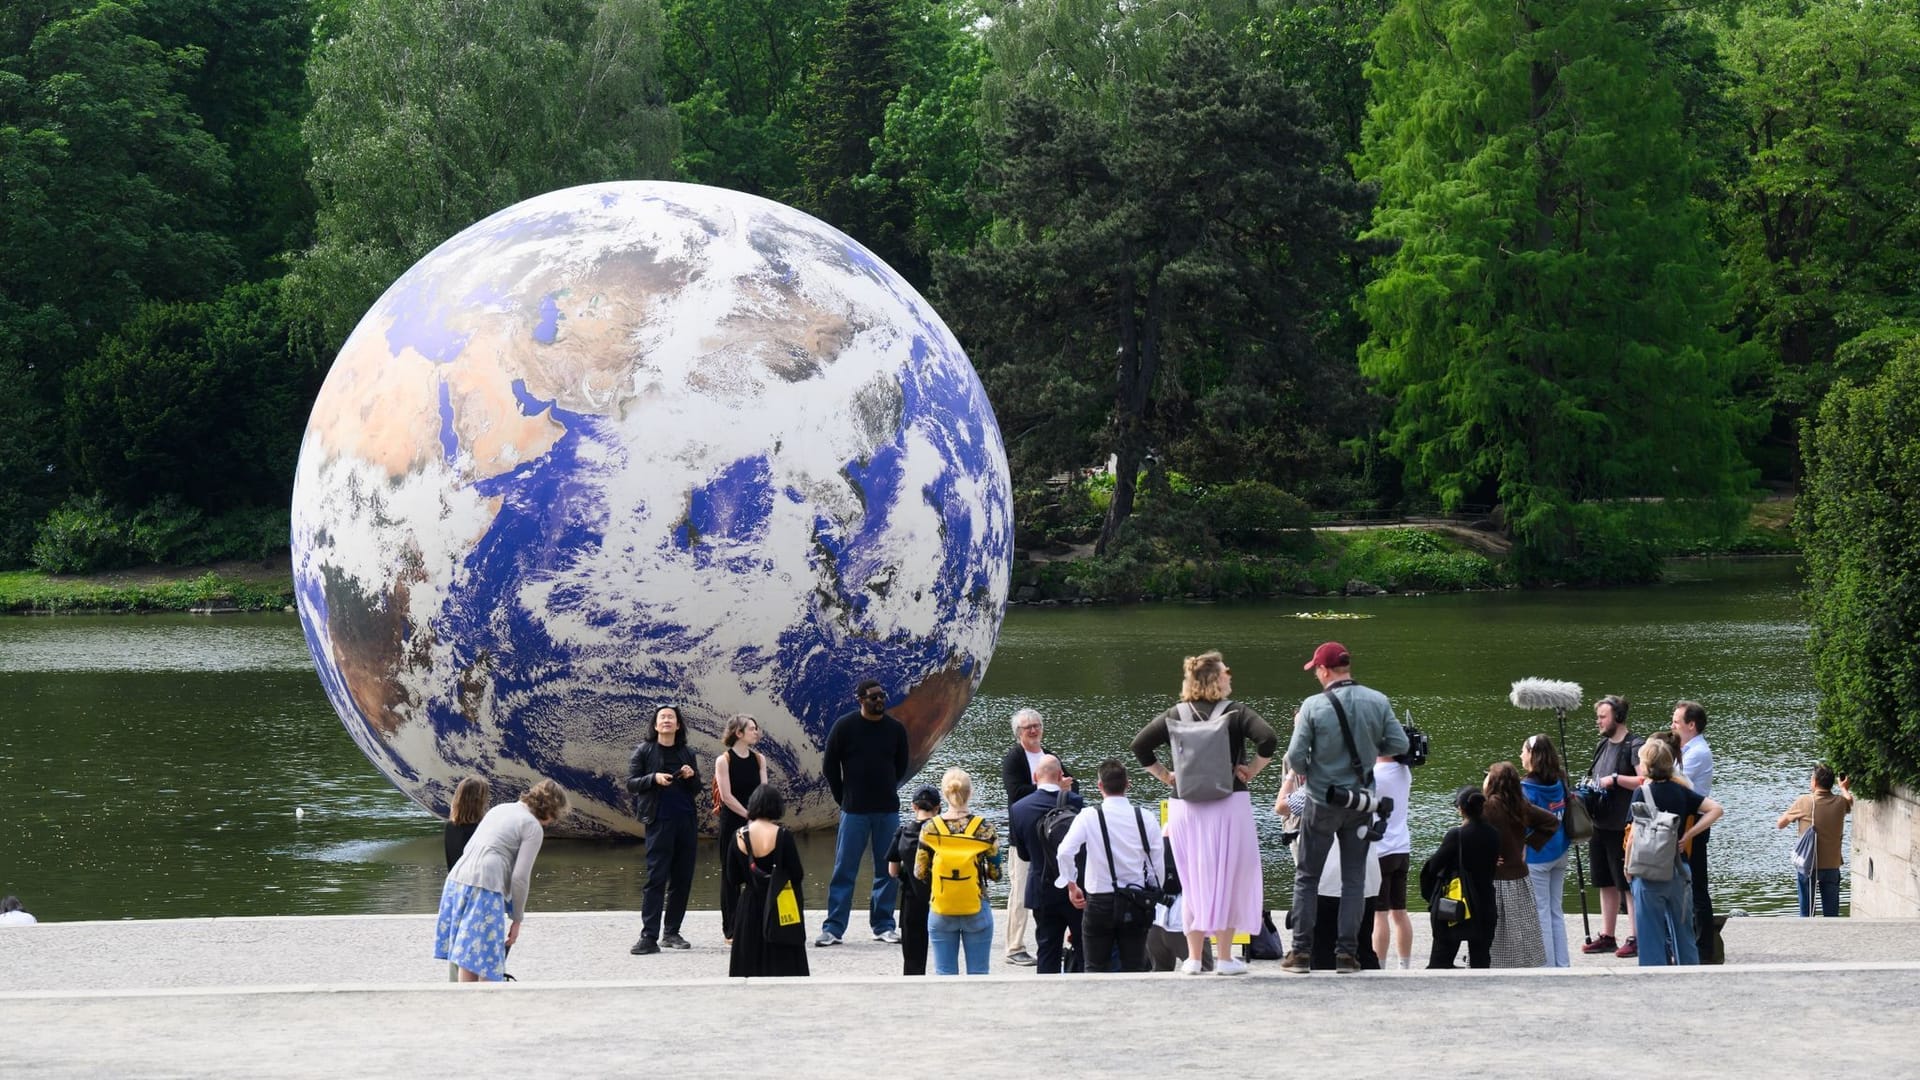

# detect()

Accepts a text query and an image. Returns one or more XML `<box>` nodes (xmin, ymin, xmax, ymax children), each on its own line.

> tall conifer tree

<box><xmin>1356</xmin><ymin>0</ymin><xmax>1753</xmax><ymax>571</ymax></box>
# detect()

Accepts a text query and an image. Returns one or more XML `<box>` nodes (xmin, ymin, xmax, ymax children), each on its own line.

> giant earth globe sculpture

<box><xmin>291</xmin><ymin>181</ymin><xmax>1013</xmax><ymax>836</ymax></box>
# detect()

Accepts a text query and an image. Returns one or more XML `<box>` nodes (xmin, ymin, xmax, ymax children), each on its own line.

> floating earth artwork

<box><xmin>291</xmin><ymin>181</ymin><xmax>1013</xmax><ymax>836</ymax></box>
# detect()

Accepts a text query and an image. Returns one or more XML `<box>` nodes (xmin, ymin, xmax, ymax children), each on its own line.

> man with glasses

<box><xmin>818</xmin><ymin>679</ymin><xmax>911</xmax><ymax>947</ymax></box>
<box><xmin>999</xmin><ymin>708</ymin><xmax>1060</xmax><ymax>965</ymax></box>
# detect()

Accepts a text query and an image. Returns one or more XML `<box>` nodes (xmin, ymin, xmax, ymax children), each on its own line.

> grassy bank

<box><xmin>0</xmin><ymin>569</ymin><xmax>294</xmax><ymax>614</ymax></box>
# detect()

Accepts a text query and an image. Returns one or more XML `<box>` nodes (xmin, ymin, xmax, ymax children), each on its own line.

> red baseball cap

<box><xmin>1304</xmin><ymin>641</ymin><xmax>1351</xmax><ymax>670</ymax></box>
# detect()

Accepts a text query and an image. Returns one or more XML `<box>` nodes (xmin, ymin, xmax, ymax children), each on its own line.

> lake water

<box><xmin>0</xmin><ymin>557</ymin><xmax>1835</xmax><ymax>923</ymax></box>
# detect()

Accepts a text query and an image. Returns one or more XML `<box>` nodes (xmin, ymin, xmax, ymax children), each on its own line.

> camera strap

<box><xmin>1322</xmin><ymin>684</ymin><xmax>1373</xmax><ymax>794</ymax></box>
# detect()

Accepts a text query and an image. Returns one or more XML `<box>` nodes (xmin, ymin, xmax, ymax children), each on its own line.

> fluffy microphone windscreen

<box><xmin>1510</xmin><ymin>677</ymin><xmax>1583</xmax><ymax>712</ymax></box>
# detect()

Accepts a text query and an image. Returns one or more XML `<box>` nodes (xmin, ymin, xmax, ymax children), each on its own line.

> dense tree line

<box><xmin>3</xmin><ymin>0</ymin><xmax>1917</xmax><ymax>577</ymax></box>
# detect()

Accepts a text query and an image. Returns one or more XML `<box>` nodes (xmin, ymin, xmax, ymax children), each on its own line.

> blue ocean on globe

<box><xmin>291</xmin><ymin>181</ymin><xmax>1012</xmax><ymax>835</ymax></box>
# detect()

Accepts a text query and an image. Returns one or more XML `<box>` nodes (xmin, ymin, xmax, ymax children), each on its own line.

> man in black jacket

<box><xmin>625</xmin><ymin>705</ymin><xmax>703</xmax><ymax>955</ymax></box>
<box><xmin>1009</xmin><ymin>755</ymin><xmax>1083</xmax><ymax>974</ymax></box>
<box><xmin>817</xmin><ymin>679</ymin><xmax>910</xmax><ymax>947</ymax></box>
<box><xmin>999</xmin><ymin>707</ymin><xmax>1050</xmax><ymax>965</ymax></box>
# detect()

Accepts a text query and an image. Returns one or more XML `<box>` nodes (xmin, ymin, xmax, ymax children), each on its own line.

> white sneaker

<box><xmin>873</xmin><ymin>928</ymin><xmax>901</xmax><ymax>944</ymax></box>
<box><xmin>813</xmin><ymin>931</ymin><xmax>842</xmax><ymax>947</ymax></box>
<box><xmin>1215</xmin><ymin>958</ymin><xmax>1251</xmax><ymax>976</ymax></box>
<box><xmin>1179</xmin><ymin>958</ymin><xmax>1205</xmax><ymax>975</ymax></box>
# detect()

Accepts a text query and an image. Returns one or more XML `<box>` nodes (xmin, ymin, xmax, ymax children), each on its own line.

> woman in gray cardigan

<box><xmin>435</xmin><ymin>779</ymin><xmax>569</xmax><ymax>982</ymax></box>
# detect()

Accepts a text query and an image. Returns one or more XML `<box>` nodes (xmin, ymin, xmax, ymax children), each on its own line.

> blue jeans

<box><xmin>928</xmin><ymin>907</ymin><xmax>994</xmax><ymax>974</ymax></box>
<box><xmin>1630</xmin><ymin>870</ymin><xmax>1699</xmax><ymax>966</ymax></box>
<box><xmin>1528</xmin><ymin>852</ymin><xmax>1570</xmax><ymax>967</ymax></box>
<box><xmin>822</xmin><ymin>809</ymin><xmax>901</xmax><ymax>938</ymax></box>
<box><xmin>1798</xmin><ymin>868</ymin><xmax>1841</xmax><ymax>917</ymax></box>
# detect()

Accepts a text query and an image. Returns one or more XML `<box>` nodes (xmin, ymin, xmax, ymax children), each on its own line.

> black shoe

<box><xmin>661</xmin><ymin>931</ymin><xmax>691</xmax><ymax>950</ymax></box>
<box><xmin>630</xmin><ymin>937</ymin><xmax>660</xmax><ymax>955</ymax></box>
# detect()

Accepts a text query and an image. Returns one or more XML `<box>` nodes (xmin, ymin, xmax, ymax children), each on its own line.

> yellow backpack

<box><xmin>921</xmin><ymin>815</ymin><xmax>991</xmax><ymax>916</ymax></box>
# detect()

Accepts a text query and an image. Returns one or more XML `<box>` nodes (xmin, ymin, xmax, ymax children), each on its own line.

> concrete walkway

<box><xmin>6</xmin><ymin>911</ymin><xmax>1919</xmax><ymax>1077</ymax></box>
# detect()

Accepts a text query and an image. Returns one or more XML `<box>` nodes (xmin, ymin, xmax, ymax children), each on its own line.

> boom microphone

<box><xmin>1510</xmin><ymin>677</ymin><xmax>1583</xmax><ymax>713</ymax></box>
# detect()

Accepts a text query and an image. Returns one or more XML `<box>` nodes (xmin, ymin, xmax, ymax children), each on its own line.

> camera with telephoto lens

<box><xmin>1324</xmin><ymin>783</ymin><xmax>1385</xmax><ymax>814</ymax></box>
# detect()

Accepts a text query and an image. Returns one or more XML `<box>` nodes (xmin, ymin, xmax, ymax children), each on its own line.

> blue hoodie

<box><xmin>1520</xmin><ymin>777</ymin><xmax>1569</xmax><ymax>863</ymax></box>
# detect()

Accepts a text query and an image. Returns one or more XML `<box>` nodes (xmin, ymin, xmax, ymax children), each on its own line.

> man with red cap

<box><xmin>1280</xmin><ymin>641</ymin><xmax>1408</xmax><ymax>973</ymax></box>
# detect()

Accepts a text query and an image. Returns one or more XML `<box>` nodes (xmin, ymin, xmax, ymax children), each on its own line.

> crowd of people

<box><xmin>428</xmin><ymin>643</ymin><xmax>1859</xmax><ymax>981</ymax></box>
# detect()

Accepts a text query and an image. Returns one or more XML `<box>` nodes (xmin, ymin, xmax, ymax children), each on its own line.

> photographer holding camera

<box><xmin>1280</xmin><ymin>642</ymin><xmax>1409</xmax><ymax>974</ymax></box>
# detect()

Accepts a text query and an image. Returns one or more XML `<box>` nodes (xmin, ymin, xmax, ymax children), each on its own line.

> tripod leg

<box><xmin>1573</xmin><ymin>846</ymin><xmax>1592</xmax><ymax>943</ymax></box>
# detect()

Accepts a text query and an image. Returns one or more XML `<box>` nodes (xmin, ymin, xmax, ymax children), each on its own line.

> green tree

<box><xmin>793</xmin><ymin>0</ymin><xmax>920</xmax><ymax>281</ymax></box>
<box><xmin>288</xmin><ymin>0</ymin><xmax>679</xmax><ymax>351</ymax></box>
<box><xmin>1356</xmin><ymin>0</ymin><xmax>1755</xmax><ymax>572</ymax></box>
<box><xmin>939</xmin><ymin>33</ymin><xmax>1374</xmax><ymax>552</ymax></box>
<box><xmin>138</xmin><ymin>0</ymin><xmax>319</xmax><ymax>275</ymax></box>
<box><xmin>660</xmin><ymin>0</ymin><xmax>835</xmax><ymax>195</ymax></box>
<box><xmin>1799</xmin><ymin>339</ymin><xmax>1920</xmax><ymax>796</ymax></box>
<box><xmin>0</xmin><ymin>0</ymin><xmax>236</xmax><ymax>563</ymax></box>
<box><xmin>866</xmin><ymin>7</ymin><xmax>991</xmax><ymax>262</ymax></box>
<box><xmin>1716</xmin><ymin>0</ymin><xmax>1920</xmax><ymax>458</ymax></box>
<box><xmin>64</xmin><ymin>279</ymin><xmax>317</xmax><ymax>511</ymax></box>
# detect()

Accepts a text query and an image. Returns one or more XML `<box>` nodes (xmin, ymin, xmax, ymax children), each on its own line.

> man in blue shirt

<box><xmin>1673</xmin><ymin>699</ymin><xmax>1717</xmax><ymax>961</ymax></box>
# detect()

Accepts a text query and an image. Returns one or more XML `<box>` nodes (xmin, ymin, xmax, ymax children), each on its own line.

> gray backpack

<box><xmin>1169</xmin><ymin>701</ymin><xmax>1235</xmax><ymax>802</ymax></box>
<box><xmin>1625</xmin><ymin>785</ymin><xmax>1682</xmax><ymax>882</ymax></box>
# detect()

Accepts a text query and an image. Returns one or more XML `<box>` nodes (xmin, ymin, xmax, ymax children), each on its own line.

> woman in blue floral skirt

<box><xmin>436</xmin><ymin>779</ymin><xmax>570</xmax><ymax>982</ymax></box>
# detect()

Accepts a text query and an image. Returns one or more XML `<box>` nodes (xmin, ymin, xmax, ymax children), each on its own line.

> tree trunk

<box><xmin>1096</xmin><ymin>275</ymin><xmax>1164</xmax><ymax>556</ymax></box>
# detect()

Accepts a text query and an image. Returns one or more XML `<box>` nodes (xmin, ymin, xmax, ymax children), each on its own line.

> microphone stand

<box><xmin>1557</xmin><ymin>704</ymin><xmax>1593</xmax><ymax>945</ymax></box>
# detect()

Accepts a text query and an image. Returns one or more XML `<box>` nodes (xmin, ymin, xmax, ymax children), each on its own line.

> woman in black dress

<box><xmin>714</xmin><ymin>714</ymin><xmax>769</xmax><ymax>943</ymax></box>
<box><xmin>1421</xmin><ymin>787</ymin><xmax>1502</xmax><ymax>969</ymax></box>
<box><xmin>728</xmin><ymin>785</ymin><xmax>810</xmax><ymax>978</ymax></box>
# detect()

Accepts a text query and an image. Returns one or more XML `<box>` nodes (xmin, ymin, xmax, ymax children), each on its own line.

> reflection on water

<box><xmin>0</xmin><ymin>558</ymin><xmax>1839</xmax><ymax>920</ymax></box>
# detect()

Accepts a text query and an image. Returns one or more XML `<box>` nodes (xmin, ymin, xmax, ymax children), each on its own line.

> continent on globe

<box><xmin>291</xmin><ymin>181</ymin><xmax>1012</xmax><ymax>836</ymax></box>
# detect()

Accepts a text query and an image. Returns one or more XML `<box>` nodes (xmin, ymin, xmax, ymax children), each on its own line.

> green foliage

<box><xmin>1196</xmin><ymin>480</ymin><xmax>1312</xmax><ymax>550</ymax></box>
<box><xmin>30</xmin><ymin>492</ymin><xmax>291</xmax><ymax>574</ymax></box>
<box><xmin>866</xmin><ymin>3</ymin><xmax>991</xmax><ymax>262</ymax></box>
<box><xmin>288</xmin><ymin>0</ymin><xmax>679</xmax><ymax>352</ymax></box>
<box><xmin>1357</xmin><ymin>0</ymin><xmax>1758</xmax><ymax>569</ymax></box>
<box><xmin>1715</xmin><ymin>0</ymin><xmax>1920</xmax><ymax>434</ymax></box>
<box><xmin>1799</xmin><ymin>339</ymin><xmax>1920</xmax><ymax>796</ymax></box>
<box><xmin>1322</xmin><ymin>529</ymin><xmax>1502</xmax><ymax>592</ymax></box>
<box><xmin>793</xmin><ymin>0</ymin><xmax>921</xmax><ymax>282</ymax></box>
<box><xmin>30</xmin><ymin>493</ymin><xmax>134</xmax><ymax>574</ymax></box>
<box><xmin>0</xmin><ymin>1</ymin><xmax>237</xmax><ymax>498</ymax></box>
<box><xmin>660</xmin><ymin>0</ymin><xmax>833</xmax><ymax>194</ymax></box>
<box><xmin>63</xmin><ymin>279</ymin><xmax>317</xmax><ymax>510</ymax></box>
<box><xmin>0</xmin><ymin>569</ymin><xmax>292</xmax><ymax>613</ymax></box>
<box><xmin>940</xmin><ymin>31</ymin><xmax>1375</xmax><ymax>553</ymax></box>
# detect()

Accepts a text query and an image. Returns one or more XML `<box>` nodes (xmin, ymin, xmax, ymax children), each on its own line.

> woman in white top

<box><xmin>434</xmin><ymin>779</ymin><xmax>569</xmax><ymax>982</ymax></box>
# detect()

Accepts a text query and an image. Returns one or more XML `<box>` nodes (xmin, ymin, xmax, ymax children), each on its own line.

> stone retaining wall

<box><xmin>1853</xmin><ymin>783</ymin><xmax>1920</xmax><ymax>916</ymax></box>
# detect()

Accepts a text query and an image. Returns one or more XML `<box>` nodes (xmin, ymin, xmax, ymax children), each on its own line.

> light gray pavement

<box><xmin>6</xmin><ymin>912</ymin><xmax>1920</xmax><ymax>1077</ymax></box>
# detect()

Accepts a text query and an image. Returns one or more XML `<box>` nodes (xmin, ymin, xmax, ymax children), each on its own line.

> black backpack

<box><xmin>1037</xmin><ymin>788</ymin><xmax>1081</xmax><ymax>881</ymax></box>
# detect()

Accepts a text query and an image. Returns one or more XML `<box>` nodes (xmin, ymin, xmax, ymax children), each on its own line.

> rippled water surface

<box><xmin>0</xmin><ymin>558</ymin><xmax>1835</xmax><ymax>922</ymax></box>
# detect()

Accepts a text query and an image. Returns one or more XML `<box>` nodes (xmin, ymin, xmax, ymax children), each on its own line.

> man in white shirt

<box><xmin>1673</xmin><ymin>700</ymin><xmax>1717</xmax><ymax>961</ymax></box>
<box><xmin>0</xmin><ymin>895</ymin><xmax>36</xmax><ymax>926</ymax></box>
<box><xmin>1055</xmin><ymin>758</ymin><xmax>1172</xmax><ymax>973</ymax></box>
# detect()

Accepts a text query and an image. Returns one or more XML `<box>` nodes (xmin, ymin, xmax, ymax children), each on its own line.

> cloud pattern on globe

<box><xmin>292</xmin><ymin>182</ymin><xmax>1012</xmax><ymax>836</ymax></box>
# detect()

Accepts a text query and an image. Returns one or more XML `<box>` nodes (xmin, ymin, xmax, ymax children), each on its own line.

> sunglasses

<box><xmin>862</xmin><ymin>691</ymin><xmax>887</xmax><ymax>701</ymax></box>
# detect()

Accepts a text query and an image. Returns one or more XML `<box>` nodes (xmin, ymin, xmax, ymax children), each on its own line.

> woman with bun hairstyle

<box><xmin>1420</xmin><ymin>786</ymin><xmax>1501</xmax><ymax>969</ymax></box>
<box><xmin>1132</xmin><ymin>650</ymin><xmax>1276</xmax><ymax>976</ymax></box>
<box><xmin>435</xmin><ymin>779</ymin><xmax>569</xmax><ymax>982</ymax></box>
<box><xmin>727</xmin><ymin>784</ymin><xmax>810</xmax><ymax>978</ymax></box>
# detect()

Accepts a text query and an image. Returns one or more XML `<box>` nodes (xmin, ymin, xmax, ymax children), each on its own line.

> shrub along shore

<box><xmin>0</xmin><ymin>509</ymin><xmax>1794</xmax><ymax>615</ymax></box>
